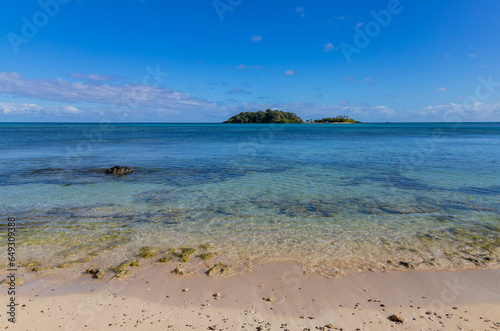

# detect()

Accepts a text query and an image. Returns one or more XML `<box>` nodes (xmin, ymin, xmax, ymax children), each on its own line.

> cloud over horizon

<box><xmin>0</xmin><ymin>102</ymin><xmax>83</xmax><ymax>116</ymax></box>
<box><xmin>0</xmin><ymin>71</ymin><xmax>222</xmax><ymax>111</ymax></box>
<box><xmin>0</xmin><ymin>72</ymin><xmax>498</xmax><ymax>122</ymax></box>
<box><xmin>69</xmin><ymin>73</ymin><xmax>120</xmax><ymax>82</ymax></box>
<box><xmin>250</xmin><ymin>35</ymin><xmax>263</xmax><ymax>42</ymax></box>
<box><xmin>226</xmin><ymin>88</ymin><xmax>252</xmax><ymax>95</ymax></box>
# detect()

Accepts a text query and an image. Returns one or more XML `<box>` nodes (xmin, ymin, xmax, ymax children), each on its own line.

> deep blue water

<box><xmin>1</xmin><ymin>123</ymin><xmax>499</xmax><ymax>273</ymax></box>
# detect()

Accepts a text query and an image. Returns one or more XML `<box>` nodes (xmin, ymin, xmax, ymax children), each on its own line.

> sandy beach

<box><xmin>2</xmin><ymin>0</ymin><xmax>500</xmax><ymax>329</ymax></box>
<box><xmin>3</xmin><ymin>262</ymin><xmax>500</xmax><ymax>330</ymax></box>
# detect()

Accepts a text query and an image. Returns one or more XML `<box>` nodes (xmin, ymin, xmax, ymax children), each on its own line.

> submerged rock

<box><xmin>199</xmin><ymin>252</ymin><xmax>215</xmax><ymax>260</ymax></box>
<box><xmin>175</xmin><ymin>248</ymin><xmax>196</xmax><ymax>262</ymax></box>
<box><xmin>171</xmin><ymin>267</ymin><xmax>184</xmax><ymax>275</ymax></box>
<box><xmin>86</xmin><ymin>268</ymin><xmax>105</xmax><ymax>279</ymax></box>
<box><xmin>157</xmin><ymin>256</ymin><xmax>173</xmax><ymax>263</ymax></box>
<box><xmin>56</xmin><ymin>257</ymin><xmax>89</xmax><ymax>269</ymax></box>
<box><xmin>112</xmin><ymin>260</ymin><xmax>132</xmax><ymax>274</ymax></box>
<box><xmin>105</xmin><ymin>166</ymin><xmax>133</xmax><ymax>175</ymax></box>
<box><xmin>24</xmin><ymin>261</ymin><xmax>42</xmax><ymax>269</ymax></box>
<box><xmin>207</xmin><ymin>263</ymin><xmax>230</xmax><ymax>276</ymax></box>
<box><xmin>114</xmin><ymin>269</ymin><xmax>130</xmax><ymax>278</ymax></box>
<box><xmin>138</xmin><ymin>246</ymin><xmax>157</xmax><ymax>258</ymax></box>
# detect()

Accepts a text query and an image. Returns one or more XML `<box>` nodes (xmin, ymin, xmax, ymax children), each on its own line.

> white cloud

<box><xmin>0</xmin><ymin>72</ymin><xmax>221</xmax><ymax>113</ymax></box>
<box><xmin>434</xmin><ymin>87</ymin><xmax>448</xmax><ymax>92</ymax></box>
<box><xmin>236</xmin><ymin>64</ymin><xmax>265</xmax><ymax>70</ymax></box>
<box><xmin>356</xmin><ymin>22</ymin><xmax>364</xmax><ymax>28</ymax></box>
<box><xmin>373</xmin><ymin>105</ymin><xmax>395</xmax><ymax>116</ymax></box>
<box><xmin>70</xmin><ymin>73</ymin><xmax>119</xmax><ymax>82</ymax></box>
<box><xmin>327</xmin><ymin>15</ymin><xmax>351</xmax><ymax>22</ymax></box>
<box><xmin>0</xmin><ymin>102</ymin><xmax>83</xmax><ymax>116</ymax></box>
<box><xmin>226</xmin><ymin>88</ymin><xmax>251</xmax><ymax>95</ymax></box>
<box><xmin>251</xmin><ymin>35</ymin><xmax>263</xmax><ymax>42</ymax></box>
<box><xmin>296</xmin><ymin>7</ymin><xmax>305</xmax><ymax>17</ymax></box>
<box><xmin>323</xmin><ymin>42</ymin><xmax>337</xmax><ymax>52</ymax></box>
<box><xmin>0</xmin><ymin>72</ymin><xmax>241</xmax><ymax>121</ymax></box>
<box><xmin>416</xmin><ymin>102</ymin><xmax>500</xmax><ymax>121</ymax></box>
<box><xmin>284</xmin><ymin>70</ymin><xmax>295</xmax><ymax>76</ymax></box>
<box><xmin>2</xmin><ymin>73</ymin><xmax>498</xmax><ymax>122</ymax></box>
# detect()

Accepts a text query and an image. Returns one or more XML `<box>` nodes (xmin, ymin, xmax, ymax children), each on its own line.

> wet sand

<box><xmin>3</xmin><ymin>262</ymin><xmax>500</xmax><ymax>330</ymax></box>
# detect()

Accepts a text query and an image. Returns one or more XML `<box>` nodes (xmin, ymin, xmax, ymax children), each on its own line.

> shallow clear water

<box><xmin>1</xmin><ymin>123</ymin><xmax>499</xmax><ymax>274</ymax></box>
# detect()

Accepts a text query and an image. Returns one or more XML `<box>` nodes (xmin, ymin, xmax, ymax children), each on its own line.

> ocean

<box><xmin>1</xmin><ymin>122</ymin><xmax>499</xmax><ymax>275</ymax></box>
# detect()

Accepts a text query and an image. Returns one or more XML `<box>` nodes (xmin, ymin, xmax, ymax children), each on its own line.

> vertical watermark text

<box><xmin>6</xmin><ymin>217</ymin><xmax>17</xmax><ymax>324</ymax></box>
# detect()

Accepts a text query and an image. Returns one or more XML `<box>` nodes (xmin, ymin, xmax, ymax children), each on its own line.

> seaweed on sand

<box><xmin>207</xmin><ymin>263</ymin><xmax>230</xmax><ymax>276</ymax></box>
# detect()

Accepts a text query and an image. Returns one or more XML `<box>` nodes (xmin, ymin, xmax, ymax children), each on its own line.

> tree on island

<box><xmin>313</xmin><ymin>115</ymin><xmax>360</xmax><ymax>123</ymax></box>
<box><xmin>223</xmin><ymin>109</ymin><xmax>303</xmax><ymax>123</ymax></box>
<box><xmin>223</xmin><ymin>110</ymin><xmax>361</xmax><ymax>124</ymax></box>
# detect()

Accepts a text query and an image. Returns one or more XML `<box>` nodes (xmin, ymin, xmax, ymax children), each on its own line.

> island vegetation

<box><xmin>223</xmin><ymin>109</ymin><xmax>303</xmax><ymax>123</ymax></box>
<box><xmin>311</xmin><ymin>116</ymin><xmax>360</xmax><ymax>123</ymax></box>
<box><xmin>223</xmin><ymin>110</ymin><xmax>360</xmax><ymax>124</ymax></box>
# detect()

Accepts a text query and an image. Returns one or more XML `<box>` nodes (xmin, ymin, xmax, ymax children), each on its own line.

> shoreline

<box><xmin>4</xmin><ymin>261</ymin><xmax>500</xmax><ymax>330</ymax></box>
<box><xmin>5</xmin><ymin>250</ymin><xmax>500</xmax><ymax>285</ymax></box>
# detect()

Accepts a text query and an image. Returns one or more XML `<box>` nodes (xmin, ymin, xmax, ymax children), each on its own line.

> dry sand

<box><xmin>2</xmin><ymin>262</ymin><xmax>500</xmax><ymax>330</ymax></box>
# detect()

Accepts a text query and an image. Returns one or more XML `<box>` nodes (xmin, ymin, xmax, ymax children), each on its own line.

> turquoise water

<box><xmin>1</xmin><ymin>123</ymin><xmax>499</xmax><ymax>274</ymax></box>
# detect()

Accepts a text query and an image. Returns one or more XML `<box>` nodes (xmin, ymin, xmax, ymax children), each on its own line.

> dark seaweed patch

<box><xmin>456</xmin><ymin>185</ymin><xmax>500</xmax><ymax>196</ymax></box>
<box><xmin>278</xmin><ymin>200</ymin><xmax>340</xmax><ymax>217</ymax></box>
<box><xmin>433</xmin><ymin>215</ymin><xmax>455</xmax><ymax>223</ymax></box>
<box><xmin>155</xmin><ymin>165</ymin><xmax>244</xmax><ymax>186</ymax></box>
<box><xmin>12</xmin><ymin>204</ymin><xmax>188</xmax><ymax>228</ymax></box>
<box><xmin>247</xmin><ymin>166</ymin><xmax>291</xmax><ymax>174</ymax></box>
<box><xmin>346</xmin><ymin>173</ymin><xmax>441</xmax><ymax>191</ymax></box>
<box><xmin>134</xmin><ymin>190</ymin><xmax>177</xmax><ymax>205</ymax></box>
<box><xmin>138</xmin><ymin>210</ymin><xmax>185</xmax><ymax>225</ymax></box>
<box><xmin>414</xmin><ymin>196</ymin><xmax>499</xmax><ymax>213</ymax></box>
<box><xmin>248</xmin><ymin>196</ymin><xmax>440</xmax><ymax>217</ymax></box>
<box><xmin>439</xmin><ymin>200</ymin><xmax>497</xmax><ymax>212</ymax></box>
<box><xmin>343</xmin><ymin>197</ymin><xmax>438</xmax><ymax>215</ymax></box>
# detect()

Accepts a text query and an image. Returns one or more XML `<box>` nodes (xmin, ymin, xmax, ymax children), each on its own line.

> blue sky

<box><xmin>0</xmin><ymin>0</ymin><xmax>499</xmax><ymax>122</ymax></box>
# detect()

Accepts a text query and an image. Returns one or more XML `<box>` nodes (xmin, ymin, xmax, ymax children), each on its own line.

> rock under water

<box><xmin>105</xmin><ymin>166</ymin><xmax>133</xmax><ymax>175</ymax></box>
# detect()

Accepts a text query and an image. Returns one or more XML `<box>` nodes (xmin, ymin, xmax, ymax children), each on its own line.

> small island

<box><xmin>311</xmin><ymin>116</ymin><xmax>361</xmax><ymax>124</ymax></box>
<box><xmin>223</xmin><ymin>109</ymin><xmax>303</xmax><ymax>123</ymax></box>
<box><xmin>223</xmin><ymin>109</ymin><xmax>360</xmax><ymax>124</ymax></box>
